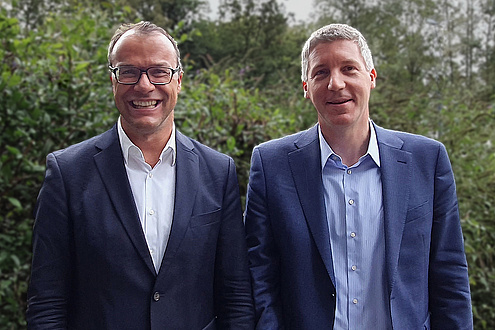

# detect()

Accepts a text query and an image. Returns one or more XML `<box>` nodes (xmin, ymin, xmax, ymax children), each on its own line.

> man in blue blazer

<box><xmin>27</xmin><ymin>21</ymin><xmax>254</xmax><ymax>329</ymax></box>
<box><xmin>244</xmin><ymin>24</ymin><xmax>472</xmax><ymax>329</ymax></box>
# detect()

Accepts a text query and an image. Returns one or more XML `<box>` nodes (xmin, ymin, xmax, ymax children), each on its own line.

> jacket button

<box><xmin>153</xmin><ymin>292</ymin><xmax>160</xmax><ymax>302</ymax></box>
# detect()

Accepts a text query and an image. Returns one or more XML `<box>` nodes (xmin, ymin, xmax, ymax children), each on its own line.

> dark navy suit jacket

<box><xmin>245</xmin><ymin>123</ymin><xmax>472</xmax><ymax>329</ymax></box>
<box><xmin>27</xmin><ymin>125</ymin><xmax>254</xmax><ymax>329</ymax></box>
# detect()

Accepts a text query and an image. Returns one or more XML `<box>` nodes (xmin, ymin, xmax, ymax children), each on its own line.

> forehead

<box><xmin>112</xmin><ymin>30</ymin><xmax>177</xmax><ymax>66</ymax></box>
<box><xmin>308</xmin><ymin>40</ymin><xmax>364</xmax><ymax>67</ymax></box>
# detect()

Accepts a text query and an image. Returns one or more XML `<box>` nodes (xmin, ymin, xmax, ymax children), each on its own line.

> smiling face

<box><xmin>303</xmin><ymin>40</ymin><xmax>376</xmax><ymax>134</ymax></box>
<box><xmin>110</xmin><ymin>30</ymin><xmax>182</xmax><ymax>141</ymax></box>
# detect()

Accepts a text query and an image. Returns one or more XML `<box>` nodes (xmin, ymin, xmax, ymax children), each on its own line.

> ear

<box><xmin>176</xmin><ymin>72</ymin><xmax>183</xmax><ymax>93</ymax></box>
<box><xmin>370</xmin><ymin>68</ymin><xmax>377</xmax><ymax>89</ymax></box>
<box><xmin>110</xmin><ymin>74</ymin><xmax>117</xmax><ymax>94</ymax></box>
<box><xmin>302</xmin><ymin>81</ymin><xmax>309</xmax><ymax>98</ymax></box>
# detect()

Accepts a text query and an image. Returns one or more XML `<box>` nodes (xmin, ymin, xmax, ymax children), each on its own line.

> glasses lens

<box><xmin>148</xmin><ymin>67</ymin><xmax>173</xmax><ymax>84</ymax></box>
<box><xmin>118</xmin><ymin>67</ymin><xmax>140</xmax><ymax>84</ymax></box>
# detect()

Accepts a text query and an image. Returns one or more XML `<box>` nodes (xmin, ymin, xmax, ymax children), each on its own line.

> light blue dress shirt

<box><xmin>319</xmin><ymin>122</ymin><xmax>392</xmax><ymax>329</ymax></box>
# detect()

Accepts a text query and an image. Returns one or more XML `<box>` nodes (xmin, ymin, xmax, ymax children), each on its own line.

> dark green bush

<box><xmin>0</xmin><ymin>7</ymin><xmax>124</xmax><ymax>328</ymax></box>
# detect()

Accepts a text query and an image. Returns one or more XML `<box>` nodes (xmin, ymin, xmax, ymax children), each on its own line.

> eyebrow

<box><xmin>310</xmin><ymin>59</ymin><xmax>363</xmax><ymax>71</ymax></box>
<box><xmin>341</xmin><ymin>59</ymin><xmax>362</xmax><ymax>67</ymax></box>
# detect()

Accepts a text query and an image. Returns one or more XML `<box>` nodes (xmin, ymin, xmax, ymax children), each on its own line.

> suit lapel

<box><xmin>161</xmin><ymin>131</ymin><xmax>199</xmax><ymax>264</ymax></box>
<box><xmin>374</xmin><ymin>124</ymin><xmax>412</xmax><ymax>292</ymax></box>
<box><xmin>93</xmin><ymin>126</ymin><xmax>156</xmax><ymax>275</ymax></box>
<box><xmin>288</xmin><ymin>125</ymin><xmax>335</xmax><ymax>285</ymax></box>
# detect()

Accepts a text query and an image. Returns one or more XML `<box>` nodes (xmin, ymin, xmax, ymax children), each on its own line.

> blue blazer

<box><xmin>245</xmin><ymin>123</ymin><xmax>473</xmax><ymax>329</ymax></box>
<box><xmin>27</xmin><ymin>125</ymin><xmax>255</xmax><ymax>329</ymax></box>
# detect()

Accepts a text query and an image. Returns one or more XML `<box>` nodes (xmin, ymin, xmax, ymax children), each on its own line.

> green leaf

<box><xmin>7</xmin><ymin>197</ymin><xmax>22</xmax><ymax>209</ymax></box>
<box><xmin>6</xmin><ymin>146</ymin><xmax>21</xmax><ymax>156</ymax></box>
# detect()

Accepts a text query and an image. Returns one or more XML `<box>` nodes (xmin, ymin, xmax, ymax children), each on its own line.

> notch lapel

<box><xmin>374</xmin><ymin>124</ymin><xmax>412</xmax><ymax>292</ymax></box>
<box><xmin>93</xmin><ymin>127</ymin><xmax>156</xmax><ymax>275</ymax></box>
<box><xmin>161</xmin><ymin>131</ymin><xmax>199</xmax><ymax>265</ymax></box>
<box><xmin>288</xmin><ymin>126</ymin><xmax>335</xmax><ymax>285</ymax></box>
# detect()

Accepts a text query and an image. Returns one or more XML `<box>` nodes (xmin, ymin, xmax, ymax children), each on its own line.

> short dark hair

<box><xmin>107</xmin><ymin>21</ymin><xmax>182</xmax><ymax>69</ymax></box>
<box><xmin>301</xmin><ymin>24</ymin><xmax>373</xmax><ymax>82</ymax></box>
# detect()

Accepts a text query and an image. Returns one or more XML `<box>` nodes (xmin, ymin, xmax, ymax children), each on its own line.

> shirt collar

<box><xmin>319</xmin><ymin>120</ymin><xmax>380</xmax><ymax>169</ymax></box>
<box><xmin>118</xmin><ymin>116</ymin><xmax>176</xmax><ymax>166</ymax></box>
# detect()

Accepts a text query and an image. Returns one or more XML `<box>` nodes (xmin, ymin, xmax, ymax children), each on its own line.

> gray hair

<box><xmin>107</xmin><ymin>21</ymin><xmax>182</xmax><ymax>69</ymax></box>
<box><xmin>301</xmin><ymin>24</ymin><xmax>374</xmax><ymax>82</ymax></box>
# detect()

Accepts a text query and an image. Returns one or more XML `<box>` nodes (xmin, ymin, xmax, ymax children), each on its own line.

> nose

<box><xmin>328</xmin><ymin>73</ymin><xmax>345</xmax><ymax>91</ymax></box>
<box><xmin>134</xmin><ymin>72</ymin><xmax>155</xmax><ymax>92</ymax></box>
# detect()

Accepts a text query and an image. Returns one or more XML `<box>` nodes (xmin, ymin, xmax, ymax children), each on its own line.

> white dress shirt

<box><xmin>319</xmin><ymin>122</ymin><xmax>392</xmax><ymax>329</ymax></box>
<box><xmin>118</xmin><ymin>118</ymin><xmax>176</xmax><ymax>273</ymax></box>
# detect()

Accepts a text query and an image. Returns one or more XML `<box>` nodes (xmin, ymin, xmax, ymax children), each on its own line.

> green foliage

<box><xmin>0</xmin><ymin>3</ymin><xmax>129</xmax><ymax>327</ymax></box>
<box><xmin>111</xmin><ymin>0</ymin><xmax>208</xmax><ymax>29</ymax></box>
<box><xmin>182</xmin><ymin>0</ymin><xmax>310</xmax><ymax>87</ymax></box>
<box><xmin>440</xmin><ymin>98</ymin><xmax>495</xmax><ymax>328</ymax></box>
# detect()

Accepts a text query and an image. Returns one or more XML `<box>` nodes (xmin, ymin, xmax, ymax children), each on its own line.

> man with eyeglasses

<box><xmin>27</xmin><ymin>21</ymin><xmax>255</xmax><ymax>329</ymax></box>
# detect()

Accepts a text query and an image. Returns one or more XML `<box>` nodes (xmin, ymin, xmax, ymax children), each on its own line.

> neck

<box><xmin>124</xmin><ymin>122</ymin><xmax>173</xmax><ymax>168</ymax></box>
<box><xmin>136</xmin><ymin>133</ymin><xmax>172</xmax><ymax>168</ymax></box>
<box><xmin>321</xmin><ymin>121</ymin><xmax>370</xmax><ymax>167</ymax></box>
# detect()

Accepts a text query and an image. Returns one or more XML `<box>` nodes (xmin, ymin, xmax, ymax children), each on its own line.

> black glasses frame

<box><xmin>108</xmin><ymin>66</ymin><xmax>181</xmax><ymax>85</ymax></box>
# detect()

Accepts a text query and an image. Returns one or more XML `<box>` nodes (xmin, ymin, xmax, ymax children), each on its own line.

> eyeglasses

<box><xmin>109</xmin><ymin>65</ymin><xmax>181</xmax><ymax>85</ymax></box>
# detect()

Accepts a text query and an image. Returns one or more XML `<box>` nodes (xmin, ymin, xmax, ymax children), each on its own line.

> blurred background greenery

<box><xmin>0</xmin><ymin>0</ymin><xmax>494</xmax><ymax>328</ymax></box>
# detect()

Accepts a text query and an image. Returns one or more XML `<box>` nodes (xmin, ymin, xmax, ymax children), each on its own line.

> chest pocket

<box><xmin>190</xmin><ymin>208</ymin><xmax>222</xmax><ymax>227</ymax></box>
<box><xmin>405</xmin><ymin>201</ymin><xmax>431</xmax><ymax>223</ymax></box>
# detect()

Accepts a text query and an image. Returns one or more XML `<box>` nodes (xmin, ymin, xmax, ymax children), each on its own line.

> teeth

<box><xmin>133</xmin><ymin>100</ymin><xmax>157</xmax><ymax>107</ymax></box>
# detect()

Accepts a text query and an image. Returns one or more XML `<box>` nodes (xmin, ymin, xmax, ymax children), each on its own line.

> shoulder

<box><xmin>176</xmin><ymin>130</ymin><xmax>233</xmax><ymax>165</ymax></box>
<box><xmin>50</xmin><ymin>127</ymin><xmax>116</xmax><ymax>164</ymax></box>
<box><xmin>255</xmin><ymin>125</ymin><xmax>318</xmax><ymax>154</ymax></box>
<box><xmin>374</xmin><ymin>124</ymin><xmax>446</xmax><ymax>153</ymax></box>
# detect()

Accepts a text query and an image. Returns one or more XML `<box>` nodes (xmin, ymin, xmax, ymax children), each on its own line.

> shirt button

<box><xmin>347</xmin><ymin>169</ymin><xmax>352</xmax><ymax>175</ymax></box>
<box><xmin>353</xmin><ymin>298</ymin><xmax>358</xmax><ymax>304</ymax></box>
<box><xmin>149</xmin><ymin>209</ymin><xmax>155</xmax><ymax>215</ymax></box>
<box><xmin>348</xmin><ymin>199</ymin><xmax>354</xmax><ymax>205</ymax></box>
<box><xmin>148</xmin><ymin>172</ymin><xmax>153</xmax><ymax>178</ymax></box>
<box><xmin>351</xmin><ymin>265</ymin><xmax>357</xmax><ymax>271</ymax></box>
<box><xmin>350</xmin><ymin>232</ymin><xmax>356</xmax><ymax>238</ymax></box>
<box><xmin>153</xmin><ymin>292</ymin><xmax>160</xmax><ymax>301</ymax></box>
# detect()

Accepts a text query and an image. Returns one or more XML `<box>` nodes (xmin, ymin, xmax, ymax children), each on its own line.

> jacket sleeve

<box><xmin>214</xmin><ymin>158</ymin><xmax>255</xmax><ymax>329</ymax></box>
<box><xmin>429</xmin><ymin>144</ymin><xmax>473</xmax><ymax>329</ymax></box>
<box><xmin>26</xmin><ymin>153</ymin><xmax>71</xmax><ymax>329</ymax></box>
<box><xmin>244</xmin><ymin>147</ymin><xmax>285</xmax><ymax>329</ymax></box>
